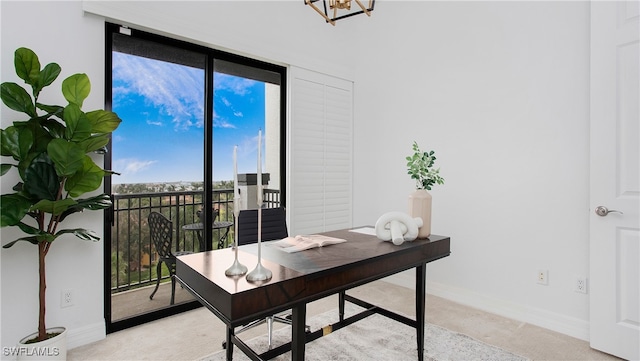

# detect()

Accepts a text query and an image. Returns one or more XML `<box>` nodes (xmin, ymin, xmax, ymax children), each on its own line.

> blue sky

<box><xmin>111</xmin><ymin>52</ymin><xmax>266</xmax><ymax>184</ymax></box>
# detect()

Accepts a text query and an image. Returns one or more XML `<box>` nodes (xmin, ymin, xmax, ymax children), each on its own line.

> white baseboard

<box><xmin>383</xmin><ymin>272</ymin><xmax>590</xmax><ymax>341</ymax></box>
<box><xmin>67</xmin><ymin>321</ymin><xmax>105</xmax><ymax>349</ymax></box>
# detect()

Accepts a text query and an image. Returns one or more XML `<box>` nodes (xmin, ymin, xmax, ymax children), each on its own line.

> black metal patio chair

<box><xmin>148</xmin><ymin>211</ymin><xmax>193</xmax><ymax>305</ymax></box>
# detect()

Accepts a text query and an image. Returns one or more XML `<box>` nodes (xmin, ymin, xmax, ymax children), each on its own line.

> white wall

<box><xmin>353</xmin><ymin>1</ymin><xmax>591</xmax><ymax>340</ymax></box>
<box><xmin>1</xmin><ymin>0</ymin><xmax>359</xmax><ymax>350</ymax></box>
<box><xmin>81</xmin><ymin>0</ymin><xmax>361</xmax><ymax>81</ymax></box>
<box><xmin>1</xmin><ymin>0</ymin><xmax>593</xmax><ymax>350</ymax></box>
<box><xmin>1</xmin><ymin>1</ymin><xmax>109</xmax><ymax>350</ymax></box>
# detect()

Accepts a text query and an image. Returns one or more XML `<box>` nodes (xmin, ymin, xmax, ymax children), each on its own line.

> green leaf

<box><xmin>0</xmin><ymin>126</ymin><xmax>20</xmax><ymax>160</ymax></box>
<box><xmin>3</xmin><ymin>236</ymin><xmax>40</xmax><ymax>248</ymax></box>
<box><xmin>37</xmin><ymin>103</ymin><xmax>64</xmax><ymax>119</ymax></box>
<box><xmin>62</xmin><ymin>73</ymin><xmax>90</xmax><ymax>107</ymax></box>
<box><xmin>38</xmin><ymin>62</ymin><xmax>61</xmax><ymax>89</ymax></box>
<box><xmin>56</xmin><ymin>228</ymin><xmax>100</xmax><ymax>242</ymax></box>
<box><xmin>1</xmin><ymin>164</ymin><xmax>12</xmax><ymax>176</ymax></box>
<box><xmin>86</xmin><ymin>110</ymin><xmax>122</xmax><ymax>133</ymax></box>
<box><xmin>14</xmin><ymin>47</ymin><xmax>40</xmax><ymax>87</ymax></box>
<box><xmin>65</xmin><ymin>156</ymin><xmax>106</xmax><ymax>198</ymax></box>
<box><xmin>78</xmin><ymin>134</ymin><xmax>110</xmax><ymax>153</ymax></box>
<box><xmin>16</xmin><ymin>119</ymin><xmax>52</xmax><ymax>158</ymax></box>
<box><xmin>0</xmin><ymin>82</ymin><xmax>36</xmax><ymax>117</ymax></box>
<box><xmin>77</xmin><ymin>194</ymin><xmax>112</xmax><ymax>210</ymax></box>
<box><xmin>0</xmin><ymin>194</ymin><xmax>33</xmax><ymax>227</ymax></box>
<box><xmin>40</xmin><ymin>117</ymin><xmax>66</xmax><ymax>140</ymax></box>
<box><xmin>0</xmin><ymin>126</ymin><xmax>32</xmax><ymax>160</ymax></box>
<box><xmin>57</xmin><ymin>193</ymin><xmax>112</xmax><ymax>223</ymax></box>
<box><xmin>23</xmin><ymin>153</ymin><xmax>59</xmax><ymax>201</ymax></box>
<box><xmin>47</xmin><ymin>138</ymin><xmax>85</xmax><ymax>176</ymax></box>
<box><xmin>32</xmin><ymin>198</ymin><xmax>77</xmax><ymax>216</ymax></box>
<box><xmin>63</xmin><ymin>104</ymin><xmax>91</xmax><ymax>141</ymax></box>
<box><xmin>17</xmin><ymin>127</ymin><xmax>34</xmax><ymax>160</ymax></box>
<box><xmin>32</xmin><ymin>62</ymin><xmax>61</xmax><ymax>100</ymax></box>
<box><xmin>16</xmin><ymin>221</ymin><xmax>41</xmax><ymax>235</ymax></box>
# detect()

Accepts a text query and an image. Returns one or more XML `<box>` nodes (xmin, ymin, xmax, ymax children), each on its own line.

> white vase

<box><xmin>408</xmin><ymin>189</ymin><xmax>432</xmax><ymax>238</ymax></box>
<box><xmin>16</xmin><ymin>327</ymin><xmax>67</xmax><ymax>361</ymax></box>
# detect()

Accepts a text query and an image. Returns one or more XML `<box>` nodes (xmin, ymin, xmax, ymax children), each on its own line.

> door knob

<box><xmin>595</xmin><ymin>206</ymin><xmax>623</xmax><ymax>217</ymax></box>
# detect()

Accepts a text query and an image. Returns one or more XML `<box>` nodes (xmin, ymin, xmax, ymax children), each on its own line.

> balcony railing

<box><xmin>110</xmin><ymin>188</ymin><xmax>280</xmax><ymax>294</ymax></box>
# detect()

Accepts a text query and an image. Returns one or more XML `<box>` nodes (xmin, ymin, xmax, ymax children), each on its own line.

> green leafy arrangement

<box><xmin>406</xmin><ymin>141</ymin><xmax>444</xmax><ymax>190</ymax></box>
<box><xmin>0</xmin><ymin>47</ymin><xmax>122</xmax><ymax>341</ymax></box>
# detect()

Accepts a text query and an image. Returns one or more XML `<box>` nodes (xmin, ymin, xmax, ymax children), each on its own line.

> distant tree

<box><xmin>111</xmin><ymin>251</ymin><xmax>127</xmax><ymax>287</ymax></box>
<box><xmin>216</xmin><ymin>180</ymin><xmax>233</xmax><ymax>189</ymax></box>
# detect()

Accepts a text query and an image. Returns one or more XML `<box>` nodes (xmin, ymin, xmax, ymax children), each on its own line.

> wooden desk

<box><xmin>175</xmin><ymin>228</ymin><xmax>450</xmax><ymax>361</ymax></box>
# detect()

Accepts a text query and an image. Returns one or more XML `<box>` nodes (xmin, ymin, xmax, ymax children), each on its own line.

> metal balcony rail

<box><xmin>110</xmin><ymin>188</ymin><xmax>280</xmax><ymax>293</ymax></box>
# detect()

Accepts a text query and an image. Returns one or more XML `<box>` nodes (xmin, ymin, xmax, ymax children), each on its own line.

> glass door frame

<box><xmin>103</xmin><ymin>23</ymin><xmax>286</xmax><ymax>333</ymax></box>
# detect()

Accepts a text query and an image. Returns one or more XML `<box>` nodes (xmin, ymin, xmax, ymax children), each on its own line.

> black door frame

<box><xmin>103</xmin><ymin>23</ymin><xmax>286</xmax><ymax>333</ymax></box>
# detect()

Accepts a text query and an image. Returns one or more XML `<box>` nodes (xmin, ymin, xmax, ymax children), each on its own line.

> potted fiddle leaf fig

<box><xmin>0</xmin><ymin>47</ymin><xmax>121</xmax><ymax>355</ymax></box>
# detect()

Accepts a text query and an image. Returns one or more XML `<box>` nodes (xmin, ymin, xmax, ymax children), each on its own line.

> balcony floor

<box><xmin>111</xmin><ymin>281</ymin><xmax>195</xmax><ymax>321</ymax></box>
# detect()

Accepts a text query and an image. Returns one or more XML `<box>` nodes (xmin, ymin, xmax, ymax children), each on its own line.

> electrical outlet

<box><xmin>61</xmin><ymin>289</ymin><xmax>74</xmax><ymax>308</ymax></box>
<box><xmin>575</xmin><ymin>277</ymin><xmax>588</xmax><ymax>294</ymax></box>
<box><xmin>537</xmin><ymin>269</ymin><xmax>548</xmax><ymax>285</ymax></box>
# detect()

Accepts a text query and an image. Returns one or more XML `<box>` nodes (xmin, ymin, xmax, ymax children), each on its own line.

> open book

<box><xmin>270</xmin><ymin>235</ymin><xmax>347</xmax><ymax>253</ymax></box>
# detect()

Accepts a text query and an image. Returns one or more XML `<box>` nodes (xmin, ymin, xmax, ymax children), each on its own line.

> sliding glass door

<box><xmin>105</xmin><ymin>24</ymin><xmax>285</xmax><ymax>332</ymax></box>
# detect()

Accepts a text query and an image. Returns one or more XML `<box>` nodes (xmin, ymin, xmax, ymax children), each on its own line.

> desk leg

<box><xmin>291</xmin><ymin>303</ymin><xmax>307</xmax><ymax>360</ymax></box>
<box><xmin>416</xmin><ymin>264</ymin><xmax>426</xmax><ymax>361</ymax></box>
<box><xmin>338</xmin><ymin>291</ymin><xmax>345</xmax><ymax>321</ymax></box>
<box><xmin>226</xmin><ymin>326</ymin><xmax>234</xmax><ymax>361</ymax></box>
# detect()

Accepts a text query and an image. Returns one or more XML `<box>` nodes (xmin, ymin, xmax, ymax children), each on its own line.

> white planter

<box><xmin>408</xmin><ymin>189</ymin><xmax>432</xmax><ymax>238</ymax></box>
<box><xmin>16</xmin><ymin>327</ymin><xmax>67</xmax><ymax>361</ymax></box>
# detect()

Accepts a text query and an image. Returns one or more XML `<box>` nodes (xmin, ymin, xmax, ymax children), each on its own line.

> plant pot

<box><xmin>16</xmin><ymin>327</ymin><xmax>67</xmax><ymax>361</ymax></box>
<box><xmin>408</xmin><ymin>189</ymin><xmax>432</xmax><ymax>238</ymax></box>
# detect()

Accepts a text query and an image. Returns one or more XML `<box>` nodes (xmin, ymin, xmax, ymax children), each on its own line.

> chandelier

<box><xmin>304</xmin><ymin>0</ymin><xmax>375</xmax><ymax>26</ymax></box>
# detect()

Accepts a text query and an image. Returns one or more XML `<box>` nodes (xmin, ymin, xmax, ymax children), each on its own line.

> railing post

<box><xmin>175</xmin><ymin>193</ymin><xmax>181</xmax><ymax>253</ymax></box>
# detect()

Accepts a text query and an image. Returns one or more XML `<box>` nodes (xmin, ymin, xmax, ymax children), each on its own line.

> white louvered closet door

<box><xmin>289</xmin><ymin>67</ymin><xmax>353</xmax><ymax>235</ymax></box>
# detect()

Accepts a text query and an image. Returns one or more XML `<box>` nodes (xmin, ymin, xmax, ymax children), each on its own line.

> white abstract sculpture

<box><xmin>375</xmin><ymin>212</ymin><xmax>424</xmax><ymax>245</ymax></box>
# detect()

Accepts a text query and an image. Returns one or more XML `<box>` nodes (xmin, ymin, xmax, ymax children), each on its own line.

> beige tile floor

<box><xmin>70</xmin><ymin>280</ymin><xmax>621</xmax><ymax>361</ymax></box>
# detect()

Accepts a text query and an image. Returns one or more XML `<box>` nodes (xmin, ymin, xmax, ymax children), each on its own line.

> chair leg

<box><xmin>273</xmin><ymin>315</ymin><xmax>310</xmax><ymax>332</ymax></box>
<box><xmin>170</xmin><ymin>274</ymin><xmax>176</xmax><ymax>305</ymax></box>
<box><xmin>149</xmin><ymin>261</ymin><xmax>163</xmax><ymax>300</ymax></box>
<box><xmin>169</xmin><ymin>262</ymin><xmax>178</xmax><ymax>305</ymax></box>
<box><xmin>235</xmin><ymin>318</ymin><xmax>267</xmax><ymax>334</ymax></box>
<box><xmin>229</xmin><ymin>314</ymin><xmax>310</xmax><ymax>349</ymax></box>
<box><xmin>267</xmin><ymin>316</ymin><xmax>274</xmax><ymax>349</ymax></box>
<box><xmin>272</xmin><ymin>315</ymin><xmax>292</xmax><ymax>326</ymax></box>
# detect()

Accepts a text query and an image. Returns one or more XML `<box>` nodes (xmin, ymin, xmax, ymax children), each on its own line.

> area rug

<box><xmin>200</xmin><ymin>304</ymin><xmax>528</xmax><ymax>361</ymax></box>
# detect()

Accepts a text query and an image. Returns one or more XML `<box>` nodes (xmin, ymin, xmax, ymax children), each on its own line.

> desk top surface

<box><xmin>176</xmin><ymin>228</ymin><xmax>450</xmax><ymax>324</ymax></box>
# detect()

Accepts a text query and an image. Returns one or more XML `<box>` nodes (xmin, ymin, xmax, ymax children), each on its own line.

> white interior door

<box><xmin>589</xmin><ymin>1</ymin><xmax>640</xmax><ymax>360</ymax></box>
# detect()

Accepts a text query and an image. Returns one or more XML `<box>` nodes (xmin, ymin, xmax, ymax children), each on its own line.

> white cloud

<box><xmin>113</xmin><ymin>158</ymin><xmax>158</xmax><ymax>174</ymax></box>
<box><xmin>214</xmin><ymin>118</ymin><xmax>236</xmax><ymax>129</ymax></box>
<box><xmin>112</xmin><ymin>52</ymin><xmax>204</xmax><ymax>131</ymax></box>
<box><xmin>215</xmin><ymin>73</ymin><xmax>257</xmax><ymax>95</ymax></box>
<box><xmin>112</xmin><ymin>53</ymin><xmax>259</xmax><ymax>132</ymax></box>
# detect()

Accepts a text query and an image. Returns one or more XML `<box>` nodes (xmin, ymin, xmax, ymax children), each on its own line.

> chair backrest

<box><xmin>148</xmin><ymin>212</ymin><xmax>174</xmax><ymax>258</ymax></box>
<box><xmin>197</xmin><ymin>208</ymin><xmax>219</xmax><ymax>223</ymax></box>
<box><xmin>237</xmin><ymin>207</ymin><xmax>288</xmax><ymax>246</ymax></box>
